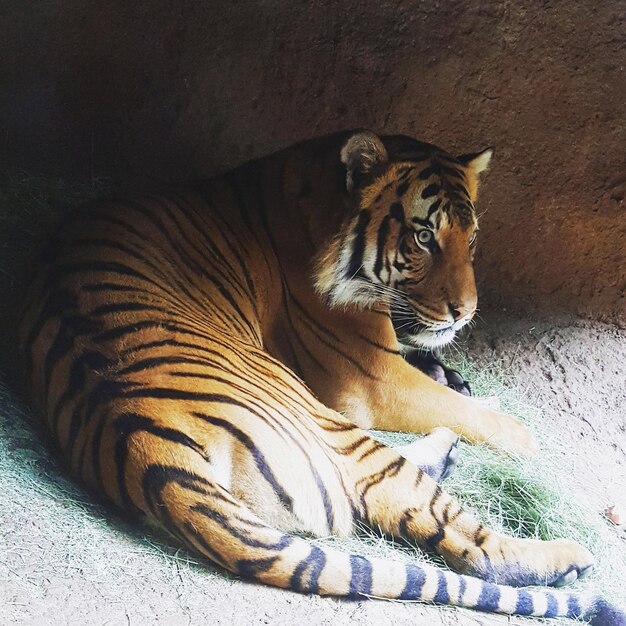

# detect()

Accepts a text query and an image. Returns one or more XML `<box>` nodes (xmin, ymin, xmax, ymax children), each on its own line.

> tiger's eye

<box><xmin>415</xmin><ymin>230</ymin><xmax>433</xmax><ymax>246</ymax></box>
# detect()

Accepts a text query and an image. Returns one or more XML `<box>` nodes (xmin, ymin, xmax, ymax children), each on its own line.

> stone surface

<box><xmin>0</xmin><ymin>2</ymin><xmax>624</xmax><ymax>315</ymax></box>
<box><xmin>2</xmin><ymin>7</ymin><xmax>624</xmax><ymax>620</ymax></box>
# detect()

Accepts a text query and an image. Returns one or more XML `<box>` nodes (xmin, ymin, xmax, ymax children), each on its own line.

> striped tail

<box><xmin>142</xmin><ymin>465</ymin><xmax>625</xmax><ymax>626</ymax></box>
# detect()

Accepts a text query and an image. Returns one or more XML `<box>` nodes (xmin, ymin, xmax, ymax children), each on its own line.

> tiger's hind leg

<box><xmin>393</xmin><ymin>427</ymin><xmax>460</xmax><ymax>482</ymax></box>
<box><xmin>333</xmin><ymin>429</ymin><xmax>594</xmax><ymax>588</ymax></box>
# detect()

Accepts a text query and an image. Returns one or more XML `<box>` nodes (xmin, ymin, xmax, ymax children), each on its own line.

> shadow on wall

<box><xmin>1</xmin><ymin>1</ymin><xmax>624</xmax><ymax>321</ymax></box>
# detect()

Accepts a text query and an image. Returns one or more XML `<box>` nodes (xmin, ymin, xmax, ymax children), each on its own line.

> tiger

<box><xmin>17</xmin><ymin>130</ymin><xmax>624</xmax><ymax>625</ymax></box>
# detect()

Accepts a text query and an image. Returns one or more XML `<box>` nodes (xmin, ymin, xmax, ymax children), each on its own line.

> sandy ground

<box><xmin>1</xmin><ymin>311</ymin><xmax>625</xmax><ymax>626</ymax></box>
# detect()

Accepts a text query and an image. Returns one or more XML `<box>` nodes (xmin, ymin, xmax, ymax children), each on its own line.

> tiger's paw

<box><xmin>404</xmin><ymin>350</ymin><xmax>472</xmax><ymax>396</ymax></box>
<box><xmin>473</xmin><ymin>537</ymin><xmax>595</xmax><ymax>588</ymax></box>
<box><xmin>546</xmin><ymin>539</ymin><xmax>595</xmax><ymax>587</ymax></box>
<box><xmin>394</xmin><ymin>427</ymin><xmax>461</xmax><ymax>482</ymax></box>
<box><xmin>472</xmin><ymin>404</ymin><xmax>540</xmax><ymax>458</ymax></box>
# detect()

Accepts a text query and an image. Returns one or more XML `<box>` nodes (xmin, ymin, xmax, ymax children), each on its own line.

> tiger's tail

<box><xmin>141</xmin><ymin>464</ymin><xmax>624</xmax><ymax>626</ymax></box>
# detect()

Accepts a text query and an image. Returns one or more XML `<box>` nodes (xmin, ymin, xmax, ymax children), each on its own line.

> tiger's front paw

<box><xmin>472</xmin><ymin>404</ymin><xmax>539</xmax><ymax>458</ymax></box>
<box><xmin>404</xmin><ymin>350</ymin><xmax>472</xmax><ymax>396</ymax></box>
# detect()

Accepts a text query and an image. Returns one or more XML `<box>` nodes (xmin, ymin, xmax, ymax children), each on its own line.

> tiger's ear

<box><xmin>457</xmin><ymin>147</ymin><xmax>494</xmax><ymax>174</ymax></box>
<box><xmin>340</xmin><ymin>131</ymin><xmax>388</xmax><ymax>192</ymax></box>
<box><xmin>457</xmin><ymin>147</ymin><xmax>494</xmax><ymax>199</ymax></box>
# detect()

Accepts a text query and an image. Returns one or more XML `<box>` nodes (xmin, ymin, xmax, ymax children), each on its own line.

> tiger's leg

<box><xmin>105</xmin><ymin>385</ymin><xmax>589</xmax><ymax>591</ymax></box>
<box><xmin>99</xmin><ymin>414</ymin><xmax>611</xmax><ymax>623</ymax></box>
<box><xmin>334</xmin><ymin>429</ymin><xmax>594</xmax><ymax>588</ymax></box>
<box><xmin>393</xmin><ymin>427</ymin><xmax>460</xmax><ymax>482</ymax></box>
<box><xmin>332</xmin><ymin>352</ymin><xmax>536</xmax><ymax>456</ymax></box>
<box><xmin>300</xmin><ymin>309</ymin><xmax>537</xmax><ymax>456</ymax></box>
<box><xmin>74</xmin><ymin>368</ymin><xmax>615</xmax><ymax>623</ymax></box>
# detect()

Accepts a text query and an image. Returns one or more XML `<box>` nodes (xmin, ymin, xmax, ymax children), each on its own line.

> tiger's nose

<box><xmin>448</xmin><ymin>303</ymin><xmax>475</xmax><ymax>321</ymax></box>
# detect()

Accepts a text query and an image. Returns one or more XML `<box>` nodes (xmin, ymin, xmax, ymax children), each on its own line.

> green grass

<box><xmin>0</xmin><ymin>165</ymin><xmax>624</xmax><ymax>624</ymax></box>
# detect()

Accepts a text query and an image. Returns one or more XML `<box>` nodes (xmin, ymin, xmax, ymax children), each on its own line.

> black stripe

<box><xmin>312</xmin><ymin>471</ymin><xmax>336</xmax><ymax>532</ymax></box>
<box><xmin>287</xmin><ymin>290</ymin><xmax>343</xmax><ymax>344</ymax></box>
<box><xmin>427</xmin><ymin>198</ymin><xmax>442</xmax><ymax>217</ymax></box>
<box><xmin>196</xmin><ymin>414</ymin><xmax>293</xmax><ymax>512</ymax></box>
<box><xmin>515</xmin><ymin>589</ymin><xmax>535</xmax><ymax>615</ymax></box>
<box><xmin>62</xmin><ymin>351</ymin><xmax>112</xmax><ymax>447</ymax></box>
<box><xmin>42</xmin><ymin>323</ymin><xmax>77</xmax><ymax>400</ymax></box>
<box><xmin>389</xmin><ymin>202</ymin><xmax>405</xmax><ymax>222</ymax></box>
<box><xmin>358</xmin><ymin>458</ymin><xmax>406</xmax><ymax>512</ymax></box>
<box><xmin>147</xmin><ymin>193</ymin><xmax>250</xmax><ymax>304</ymax></box>
<box><xmin>438</xmin><ymin>163</ymin><xmax>465</xmax><ymax>180</ymax></box>
<box><xmin>237</xmin><ymin>556</ymin><xmax>280</xmax><ymax>578</ymax></box>
<box><xmin>286</xmin><ymin>299</ymin><xmax>380</xmax><ymax>380</ymax></box>
<box><xmin>458</xmin><ymin>575</ymin><xmax>467</xmax><ymax>604</ymax></box>
<box><xmin>477</xmin><ymin>581</ymin><xmax>501</xmax><ymax>612</ymax></box>
<box><xmin>434</xmin><ymin>571</ymin><xmax>449</xmax><ymax>604</ymax></box>
<box><xmin>425</xmin><ymin>485</ymin><xmax>446</xmax><ymax>551</ymax></box>
<box><xmin>567</xmin><ymin>594</ymin><xmax>581</xmax><ymax>619</ymax></box>
<box><xmin>356</xmin><ymin>440</ymin><xmax>386</xmax><ymax>462</ymax></box>
<box><xmin>396</xmin><ymin>178</ymin><xmax>411</xmax><ymax>197</ymax></box>
<box><xmin>150</xmin><ymin>196</ymin><xmax>260</xmax><ymax>341</ymax></box>
<box><xmin>289</xmin><ymin>545</ymin><xmax>327</xmax><ymax>594</ymax></box>
<box><xmin>332</xmin><ymin>435</ymin><xmax>370</xmax><ymax>455</ymax></box>
<box><xmin>373</xmin><ymin>214</ymin><xmax>391</xmax><ymax>280</ymax></box>
<box><xmin>411</xmin><ymin>216</ymin><xmax>434</xmax><ymax>228</ymax></box>
<box><xmin>114</xmin><ymin>412</ymin><xmax>204</xmax><ymax>514</ymax></box>
<box><xmin>192</xmin><ymin>502</ymin><xmax>293</xmax><ymax>550</ymax></box>
<box><xmin>82</xmin><ymin>282</ymin><xmax>151</xmax><ymax>294</ymax></box>
<box><xmin>115</xmin><ymin>199</ymin><xmax>256</xmax><ymax>339</ymax></box>
<box><xmin>346</xmin><ymin>209</ymin><xmax>371</xmax><ymax>279</ymax></box>
<box><xmin>418</xmin><ymin>166</ymin><xmax>434</xmax><ymax>180</ymax></box>
<box><xmin>349</xmin><ymin>555</ymin><xmax>373</xmax><ymax>597</ymax></box>
<box><xmin>280</xmin><ymin>288</ymin><xmax>332</xmax><ymax>377</ymax></box>
<box><xmin>117</xmin><ymin>354</ymin><xmax>218</xmax><ymax>376</ymax></box>
<box><xmin>225</xmin><ymin>169</ymin><xmax>275</xmax><ymax>278</ymax></box>
<box><xmin>421</xmin><ymin>183</ymin><xmax>441</xmax><ymax>199</ymax></box>
<box><xmin>91</xmin><ymin>400</ymin><xmax>114</xmax><ymax>495</ymax></box>
<box><xmin>142</xmin><ymin>464</ymin><xmax>214</xmax><ymax>544</ymax></box>
<box><xmin>93</xmin><ymin>317</ymin><xmax>220</xmax><ymax>344</ymax></box>
<box><xmin>315</xmin><ymin>414</ymin><xmax>360</xmax><ymax>432</ymax></box>
<box><xmin>142</xmin><ymin>465</ymin><xmax>212</xmax><ymax>518</ymax></box>
<box><xmin>22</xmin><ymin>288</ymin><xmax>76</xmax><ymax>374</ymax></box>
<box><xmin>182</xmin><ymin>520</ymin><xmax>230</xmax><ymax>568</ymax></box>
<box><xmin>545</xmin><ymin>593</ymin><xmax>559</xmax><ymax>618</ymax></box>
<box><xmin>49</xmin><ymin>259</ymin><xmax>170</xmax><ymax>302</ymax></box>
<box><xmin>398</xmin><ymin>564</ymin><xmax>426</xmax><ymax>600</ymax></box>
<box><xmin>356</xmin><ymin>333</ymin><xmax>400</xmax><ymax>355</ymax></box>
<box><xmin>142</xmin><ymin>464</ymin><xmax>207</xmax><ymax>496</ymax></box>
<box><xmin>184</xmin><ymin>189</ymin><xmax>258</xmax><ymax>303</ymax></box>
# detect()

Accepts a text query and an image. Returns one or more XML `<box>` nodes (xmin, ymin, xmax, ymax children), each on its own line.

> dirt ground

<box><xmin>2</xmin><ymin>310</ymin><xmax>624</xmax><ymax>626</ymax></box>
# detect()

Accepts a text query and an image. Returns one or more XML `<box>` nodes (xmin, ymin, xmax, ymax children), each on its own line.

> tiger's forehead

<box><xmin>363</xmin><ymin>156</ymin><xmax>478</xmax><ymax>231</ymax></box>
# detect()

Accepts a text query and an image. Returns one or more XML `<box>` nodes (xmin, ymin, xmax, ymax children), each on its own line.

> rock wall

<box><xmin>1</xmin><ymin>1</ymin><xmax>624</xmax><ymax>320</ymax></box>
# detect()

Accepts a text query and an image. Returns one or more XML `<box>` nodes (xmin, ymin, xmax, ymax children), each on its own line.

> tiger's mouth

<box><xmin>390</xmin><ymin>306</ymin><xmax>470</xmax><ymax>349</ymax></box>
<box><xmin>394</xmin><ymin>322</ymin><xmax>458</xmax><ymax>349</ymax></box>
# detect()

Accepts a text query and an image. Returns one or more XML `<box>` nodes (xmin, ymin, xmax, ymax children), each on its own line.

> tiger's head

<box><xmin>314</xmin><ymin>130</ymin><xmax>493</xmax><ymax>349</ymax></box>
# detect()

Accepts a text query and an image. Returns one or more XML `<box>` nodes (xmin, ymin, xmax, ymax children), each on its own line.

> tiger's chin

<box><xmin>400</xmin><ymin>326</ymin><xmax>458</xmax><ymax>349</ymax></box>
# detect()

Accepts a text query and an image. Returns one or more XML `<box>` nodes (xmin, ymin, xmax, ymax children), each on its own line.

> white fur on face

<box><xmin>400</xmin><ymin>314</ymin><xmax>472</xmax><ymax>349</ymax></box>
<box><xmin>319</xmin><ymin>224</ymin><xmax>380</xmax><ymax>308</ymax></box>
